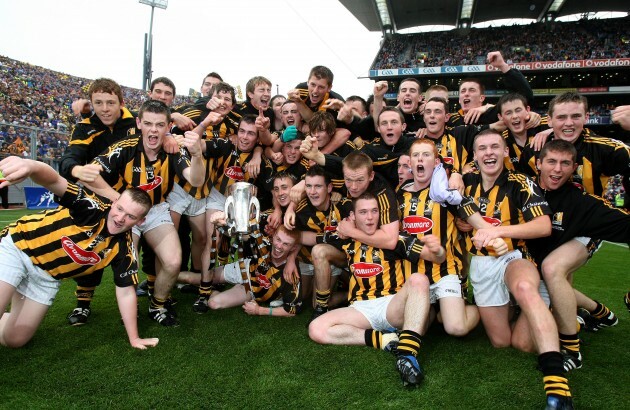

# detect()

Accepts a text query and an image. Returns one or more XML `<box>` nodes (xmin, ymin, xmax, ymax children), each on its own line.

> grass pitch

<box><xmin>0</xmin><ymin>208</ymin><xmax>628</xmax><ymax>409</ymax></box>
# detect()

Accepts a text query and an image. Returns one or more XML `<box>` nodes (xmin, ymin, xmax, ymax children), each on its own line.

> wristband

<box><xmin>268</xmin><ymin>307</ymin><xmax>273</xmax><ymax>316</ymax></box>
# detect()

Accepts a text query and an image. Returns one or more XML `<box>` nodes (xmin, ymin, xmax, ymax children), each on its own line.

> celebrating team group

<box><xmin>1</xmin><ymin>51</ymin><xmax>629</xmax><ymax>410</ymax></box>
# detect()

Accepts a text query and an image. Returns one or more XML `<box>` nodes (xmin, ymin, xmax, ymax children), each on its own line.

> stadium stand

<box><xmin>372</xmin><ymin>17</ymin><xmax>629</xmax><ymax>70</ymax></box>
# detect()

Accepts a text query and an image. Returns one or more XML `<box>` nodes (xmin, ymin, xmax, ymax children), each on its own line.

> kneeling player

<box><xmin>309</xmin><ymin>193</ymin><xmax>446</xmax><ymax>387</ymax></box>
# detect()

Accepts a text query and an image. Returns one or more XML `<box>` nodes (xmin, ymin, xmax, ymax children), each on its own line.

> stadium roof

<box><xmin>339</xmin><ymin>0</ymin><xmax>629</xmax><ymax>31</ymax></box>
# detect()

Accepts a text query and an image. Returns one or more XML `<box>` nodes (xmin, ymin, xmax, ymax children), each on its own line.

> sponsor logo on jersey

<box><xmin>482</xmin><ymin>216</ymin><xmax>501</xmax><ymax>226</ymax></box>
<box><xmin>351</xmin><ymin>262</ymin><xmax>384</xmax><ymax>278</ymax></box>
<box><xmin>402</xmin><ymin>216</ymin><xmax>433</xmax><ymax>234</ymax></box>
<box><xmin>442</xmin><ymin>157</ymin><xmax>454</xmax><ymax>165</ymax></box>
<box><xmin>225</xmin><ymin>166</ymin><xmax>244</xmax><ymax>181</ymax></box>
<box><xmin>138</xmin><ymin>176</ymin><xmax>163</xmax><ymax>192</ymax></box>
<box><xmin>324</xmin><ymin>225</ymin><xmax>337</xmax><ymax>232</ymax></box>
<box><xmin>61</xmin><ymin>236</ymin><xmax>101</xmax><ymax>265</ymax></box>
<box><xmin>257</xmin><ymin>273</ymin><xmax>272</xmax><ymax>289</ymax></box>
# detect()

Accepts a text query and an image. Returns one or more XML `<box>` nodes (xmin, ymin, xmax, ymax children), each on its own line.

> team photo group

<box><xmin>1</xmin><ymin>50</ymin><xmax>629</xmax><ymax>410</ymax></box>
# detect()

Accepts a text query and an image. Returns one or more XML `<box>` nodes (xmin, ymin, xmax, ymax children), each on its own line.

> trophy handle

<box><xmin>250</xmin><ymin>196</ymin><xmax>260</xmax><ymax>223</ymax></box>
<box><xmin>225</xmin><ymin>195</ymin><xmax>234</xmax><ymax>223</ymax></box>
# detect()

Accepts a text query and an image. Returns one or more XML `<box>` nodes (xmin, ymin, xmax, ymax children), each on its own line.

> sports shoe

<box><xmin>395</xmin><ymin>354</ymin><xmax>424</xmax><ymax>387</ymax></box>
<box><xmin>561</xmin><ymin>350</ymin><xmax>583</xmax><ymax>372</ymax></box>
<box><xmin>136</xmin><ymin>280</ymin><xmax>149</xmax><ymax>297</ymax></box>
<box><xmin>545</xmin><ymin>395</ymin><xmax>574</xmax><ymax>410</ymax></box>
<box><xmin>192</xmin><ymin>296</ymin><xmax>209</xmax><ymax>314</ymax></box>
<box><xmin>67</xmin><ymin>307</ymin><xmax>91</xmax><ymax>326</ymax></box>
<box><xmin>309</xmin><ymin>305</ymin><xmax>328</xmax><ymax>323</ymax></box>
<box><xmin>148</xmin><ymin>307</ymin><xmax>179</xmax><ymax>327</ymax></box>
<box><xmin>178</xmin><ymin>284</ymin><xmax>200</xmax><ymax>295</ymax></box>
<box><xmin>578</xmin><ymin>308</ymin><xmax>618</xmax><ymax>332</ymax></box>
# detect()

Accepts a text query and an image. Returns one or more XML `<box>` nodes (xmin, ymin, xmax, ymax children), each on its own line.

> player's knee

<box><xmin>511</xmin><ymin>280</ymin><xmax>537</xmax><ymax>304</ymax></box>
<box><xmin>207</xmin><ymin>297</ymin><xmax>224</xmax><ymax>310</ymax></box>
<box><xmin>540</xmin><ymin>259</ymin><xmax>565</xmax><ymax>282</ymax></box>
<box><xmin>160</xmin><ymin>256</ymin><xmax>182</xmax><ymax>276</ymax></box>
<box><xmin>443</xmin><ymin>321</ymin><xmax>469</xmax><ymax>337</ymax></box>
<box><xmin>511</xmin><ymin>334</ymin><xmax>536</xmax><ymax>353</ymax></box>
<box><xmin>308</xmin><ymin>320</ymin><xmax>328</xmax><ymax>344</ymax></box>
<box><xmin>0</xmin><ymin>332</ymin><xmax>31</xmax><ymax>348</ymax></box>
<box><xmin>407</xmin><ymin>273</ymin><xmax>429</xmax><ymax>292</ymax></box>
<box><xmin>311</xmin><ymin>244</ymin><xmax>328</xmax><ymax>263</ymax></box>
<box><xmin>488</xmin><ymin>334</ymin><xmax>511</xmax><ymax>348</ymax></box>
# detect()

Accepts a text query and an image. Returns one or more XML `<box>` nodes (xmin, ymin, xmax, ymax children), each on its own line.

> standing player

<box><xmin>0</xmin><ymin>156</ymin><xmax>155</xmax><ymax>349</ymax></box>
<box><xmin>83</xmin><ymin>100</ymin><xmax>205</xmax><ymax>326</ymax></box>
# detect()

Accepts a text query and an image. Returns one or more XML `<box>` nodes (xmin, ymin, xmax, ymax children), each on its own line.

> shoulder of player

<box><xmin>582</xmin><ymin>129</ymin><xmax>628</xmax><ymax>149</ymax></box>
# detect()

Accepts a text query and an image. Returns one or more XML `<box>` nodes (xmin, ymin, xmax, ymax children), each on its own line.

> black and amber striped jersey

<box><xmin>519</xmin><ymin>128</ymin><xmax>630</xmax><ymax>196</ymax></box>
<box><xmin>259</xmin><ymin>157</ymin><xmax>310</xmax><ymax>195</ymax></box>
<box><xmin>397</xmin><ymin>184</ymin><xmax>463</xmax><ymax>284</ymax></box>
<box><xmin>319</xmin><ymin>231</ymin><xmax>424</xmax><ymax>303</ymax></box>
<box><xmin>250</xmin><ymin>259</ymin><xmax>302</xmax><ymax>314</ymax></box>
<box><xmin>428</xmin><ymin>125</ymin><xmax>483</xmax><ymax>173</ymax></box>
<box><xmin>175</xmin><ymin>99</ymin><xmax>241</xmax><ymax>140</ymax></box>
<box><xmin>204</xmin><ymin>138</ymin><xmax>267</xmax><ymax>196</ymax></box>
<box><xmin>233</xmin><ymin>101</ymin><xmax>274</xmax><ymax>123</ymax></box>
<box><xmin>502</xmin><ymin>116</ymin><xmax>550</xmax><ymax>171</ymax></box>
<box><xmin>92</xmin><ymin>137</ymin><xmax>191</xmax><ymax>205</ymax></box>
<box><xmin>459</xmin><ymin>169</ymin><xmax>552</xmax><ymax>256</ymax></box>
<box><xmin>60</xmin><ymin>107</ymin><xmax>137</xmax><ymax>182</ymax></box>
<box><xmin>327</xmin><ymin>140</ymin><xmax>357</xmax><ymax>194</ymax></box>
<box><xmin>1</xmin><ymin>183</ymin><xmax>137</xmax><ymax>285</ymax></box>
<box><xmin>358</xmin><ymin>135</ymin><xmax>415</xmax><ymax>188</ymax></box>
<box><xmin>527</xmin><ymin>181</ymin><xmax>630</xmax><ymax>265</ymax></box>
<box><xmin>294</xmin><ymin>197</ymin><xmax>352</xmax><ymax>263</ymax></box>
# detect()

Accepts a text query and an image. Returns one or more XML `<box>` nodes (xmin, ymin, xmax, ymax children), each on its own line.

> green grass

<box><xmin>0</xmin><ymin>208</ymin><xmax>628</xmax><ymax>409</ymax></box>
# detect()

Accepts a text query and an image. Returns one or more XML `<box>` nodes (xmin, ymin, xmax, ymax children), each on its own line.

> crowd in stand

<box><xmin>0</xmin><ymin>55</ymin><xmax>195</xmax><ymax>165</ymax></box>
<box><xmin>373</xmin><ymin>17</ymin><xmax>629</xmax><ymax>69</ymax></box>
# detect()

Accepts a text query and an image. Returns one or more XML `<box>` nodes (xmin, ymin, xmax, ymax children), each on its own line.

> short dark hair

<box><xmin>352</xmin><ymin>191</ymin><xmax>378</xmax><ymax>212</ymax></box>
<box><xmin>239</xmin><ymin>114</ymin><xmax>257</xmax><ymax>128</ymax></box>
<box><xmin>425</xmin><ymin>97</ymin><xmax>449</xmax><ymax>113</ymax></box>
<box><xmin>473</xmin><ymin>128</ymin><xmax>505</xmax><ymax>151</ymax></box>
<box><xmin>459</xmin><ymin>78</ymin><xmax>485</xmax><ymax>94</ymax></box>
<box><xmin>150</xmin><ymin>76</ymin><xmax>176</xmax><ymax>95</ymax></box>
<box><xmin>308</xmin><ymin>111</ymin><xmax>336</xmax><ymax>136</ymax></box>
<box><xmin>346</xmin><ymin>95</ymin><xmax>368</xmax><ymax>113</ymax></box>
<box><xmin>273</xmin><ymin>171</ymin><xmax>297</xmax><ymax>185</ymax></box>
<box><xmin>305</xmin><ymin>164</ymin><xmax>331</xmax><ymax>185</ymax></box>
<box><xmin>497</xmin><ymin>93</ymin><xmax>528</xmax><ymax>115</ymax></box>
<box><xmin>138</xmin><ymin>100</ymin><xmax>171</xmax><ymax>122</ymax></box>
<box><xmin>204</xmin><ymin>72</ymin><xmax>223</xmax><ymax>82</ymax></box>
<box><xmin>399</xmin><ymin>78</ymin><xmax>422</xmax><ymax>93</ymax></box>
<box><xmin>308</xmin><ymin>66</ymin><xmax>334</xmax><ymax>86</ymax></box>
<box><xmin>377</xmin><ymin>106</ymin><xmax>405</xmax><ymax>124</ymax></box>
<box><xmin>121</xmin><ymin>187</ymin><xmax>152</xmax><ymax>216</ymax></box>
<box><xmin>539</xmin><ymin>139</ymin><xmax>577</xmax><ymax>162</ymax></box>
<box><xmin>89</xmin><ymin>78</ymin><xmax>123</xmax><ymax>104</ymax></box>
<box><xmin>208</xmin><ymin>82</ymin><xmax>235</xmax><ymax>104</ymax></box>
<box><xmin>548</xmin><ymin>92</ymin><xmax>588</xmax><ymax>117</ymax></box>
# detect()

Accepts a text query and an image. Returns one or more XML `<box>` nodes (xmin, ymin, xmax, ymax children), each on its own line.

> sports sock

<box><xmin>538</xmin><ymin>351</ymin><xmax>571</xmax><ymax>398</ymax></box>
<box><xmin>396</xmin><ymin>330</ymin><xmax>422</xmax><ymax>357</ymax></box>
<box><xmin>146</xmin><ymin>274</ymin><xmax>156</xmax><ymax>294</ymax></box>
<box><xmin>75</xmin><ymin>286</ymin><xmax>95</xmax><ymax>309</ymax></box>
<box><xmin>150</xmin><ymin>295</ymin><xmax>166</xmax><ymax>311</ymax></box>
<box><xmin>315</xmin><ymin>289</ymin><xmax>331</xmax><ymax>309</ymax></box>
<box><xmin>559</xmin><ymin>333</ymin><xmax>580</xmax><ymax>356</ymax></box>
<box><xmin>364</xmin><ymin>330</ymin><xmax>384</xmax><ymax>349</ymax></box>
<box><xmin>199</xmin><ymin>281</ymin><xmax>214</xmax><ymax>298</ymax></box>
<box><xmin>589</xmin><ymin>300</ymin><xmax>610</xmax><ymax>319</ymax></box>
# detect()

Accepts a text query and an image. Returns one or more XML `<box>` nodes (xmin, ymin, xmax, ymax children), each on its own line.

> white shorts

<box><xmin>350</xmin><ymin>295</ymin><xmax>396</xmax><ymax>332</ymax></box>
<box><xmin>206</xmin><ymin>187</ymin><xmax>226</xmax><ymax>211</ymax></box>
<box><xmin>132</xmin><ymin>202</ymin><xmax>173</xmax><ymax>236</ymax></box>
<box><xmin>298</xmin><ymin>262</ymin><xmax>344</xmax><ymax>277</ymax></box>
<box><xmin>574</xmin><ymin>236</ymin><xmax>602</xmax><ymax>259</ymax></box>
<box><xmin>222</xmin><ymin>259</ymin><xmax>251</xmax><ymax>285</ymax></box>
<box><xmin>0</xmin><ymin>235</ymin><xmax>60</xmax><ymax>306</ymax></box>
<box><xmin>469</xmin><ymin>250</ymin><xmax>523</xmax><ymax>307</ymax></box>
<box><xmin>429</xmin><ymin>274</ymin><xmax>462</xmax><ymax>304</ymax></box>
<box><xmin>167</xmin><ymin>183</ymin><xmax>207</xmax><ymax>217</ymax></box>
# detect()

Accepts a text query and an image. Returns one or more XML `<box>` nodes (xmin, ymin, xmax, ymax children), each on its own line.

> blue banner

<box><xmin>24</xmin><ymin>186</ymin><xmax>58</xmax><ymax>209</ymax></box>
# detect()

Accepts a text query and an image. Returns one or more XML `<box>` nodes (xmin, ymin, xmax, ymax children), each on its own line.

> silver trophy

<box><xmin>224</xmin><ymin>182</ymin><xmax>260</xmax><ymax>235</ymax></box>
<box><xmin>224</xmin><ymin>181</ymin><xmax>260</xmax><ymax>300</ymax></box>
